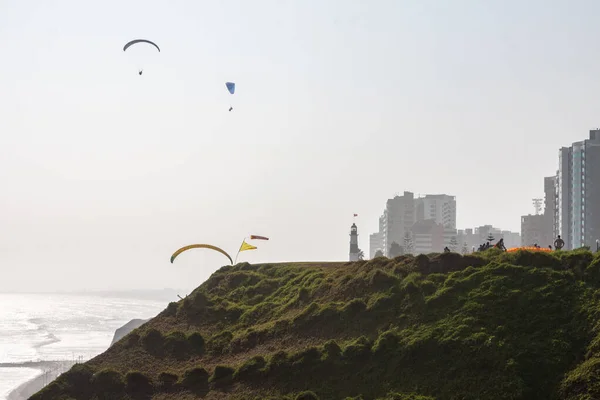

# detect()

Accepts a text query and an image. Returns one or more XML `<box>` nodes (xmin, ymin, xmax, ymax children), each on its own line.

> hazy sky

<box><xmin>2</xmin><ymin>0</ymin><xmax>600</xmax><ymax>292</ymax></box>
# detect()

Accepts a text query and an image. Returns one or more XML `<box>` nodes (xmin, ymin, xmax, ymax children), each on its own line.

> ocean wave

<box><xmin>31</xmin><ymin>333</ymin><xmax>60</xmax><ymax>350</ymax></box>
<box><xmin>26</xmin><ymin>319</ymin><xmax>60</xmax><ymax>347</ymax></box>
<box><xmin>0</xmin><ymin>293</ymin><xmax>166</xmax><ymax>394</ymax></box>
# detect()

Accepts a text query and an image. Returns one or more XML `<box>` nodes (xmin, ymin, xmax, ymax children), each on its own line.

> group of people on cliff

<box><xmin>441</xmin><ymin>235</ymin><xmax>566</xmax><ymax>254</ymax></box>
<box><xmin>476</xmin><ymin>241</ymin><xmax>502</xmax><ymax>252</ymax></box>
<box><xmin>472</xmin><ymin>235</ymin><xmax>565</xmax><ymax>252</ymax></box>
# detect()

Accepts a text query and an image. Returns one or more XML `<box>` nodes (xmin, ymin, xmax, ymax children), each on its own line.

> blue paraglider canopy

<box><xmin>226</xmin><ymin>82</ymin><xmax>235</xmax><ymax>95</ymax></box>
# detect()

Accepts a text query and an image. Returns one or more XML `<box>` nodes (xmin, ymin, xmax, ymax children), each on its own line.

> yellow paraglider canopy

<box><xmin>170</xmin><ymin>244</ymin><xmax>234</xmax><ymax>265</ymax></box>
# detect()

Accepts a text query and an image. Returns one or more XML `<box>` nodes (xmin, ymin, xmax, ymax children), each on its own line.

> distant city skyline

<box><xmin>367</xmin><ymin>191</ymin><xmax>521</xmax><ymax>256</ymax></box>
<box><xmin>366</xmin><ymin>127</ymin><xmax>600</xmax><ymax>256</ymax></box>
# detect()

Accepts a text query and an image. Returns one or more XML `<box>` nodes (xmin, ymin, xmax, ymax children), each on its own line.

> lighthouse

<box><xmin>349</xmin><ymin>223</ymin><xmax>359</xmax><ymax>261</ymax></box>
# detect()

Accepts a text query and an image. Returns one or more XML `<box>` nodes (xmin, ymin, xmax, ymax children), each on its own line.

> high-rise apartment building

<box><xmin>521</xmin><ymin>214</ymin><xmax>547</xmax><ymax>247</ymax></box>
<box><xmin>411</xmin><ymin>219</ymin><xmax>445</xmax><ymax>254</ymax></box>
<box><xmin>370</xmin><ymin>192</ymin><xmax>458</xmax><ymax>257</ymax></box>
<box><xmin>415</xmin><ymin>194</ymin><xmax>457</xmax><ymax>229</ymax></box>
<box><xmin>369</xmin><ymin>215</ymin><xmax>384</xmax><ymax>258</ymax></box>
<box><xmin>370</xmin><ymin>216</ymin><xmax>385</xmax><ymax>258</ymax></box>
<box><xmin>557</xmin><ymin>146</ymin><xmax>572</xmax><ymax>248</ymax></box>
<box><xmin>556</xmin><ymin>130</ymin><xmax>600</xmax><ymax>249</ymax></box>
<box><xmin>380</xmin><ymin>192</ymin><xmax>416</xmax><ymax>256</ymax></box>
<box><xmin>369</xmin><ymin>232</ymin><xmax>383</xmax><ymax>258</ymax></box>
<box><xmin>544</xmin><ymin>176</ymin><xmax>557</xmax><ymax>244</ymax></box>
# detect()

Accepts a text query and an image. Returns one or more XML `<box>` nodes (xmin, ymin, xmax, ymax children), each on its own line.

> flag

<box><xmin>353</xmin><ymin>214</ymin><xmax>358</xmax><ymax>217</ymax></box>
<box><xmin>250</xmin><ymin>235</ymin><xmax>269</xmax><ymax>240</ymax></box>
<box><xmin>239</xmin><ymin>240</ymin><xmax>257</xmax><ymax>252</ymax></box>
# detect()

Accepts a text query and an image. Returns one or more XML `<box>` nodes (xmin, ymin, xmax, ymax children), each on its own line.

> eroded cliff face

<box><xmin>110</xmin><ymin>319</ymin><xmax>149</xmax><ymax>346</ymax></box>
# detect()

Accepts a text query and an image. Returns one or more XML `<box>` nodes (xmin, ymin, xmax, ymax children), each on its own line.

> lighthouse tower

<box><xmin>349</xmin><ymin>223</ymin><xmax>359</xmax><ymax>261</ymax></box>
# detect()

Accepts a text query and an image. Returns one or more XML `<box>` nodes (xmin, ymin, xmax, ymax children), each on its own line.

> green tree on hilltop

<box><xmin>403</xmin><ymin>232</ymin><xmax>414</xmax><ymax>255</ymax></box>
<box><xmin>449</xmin><ymin>236</ymin><xmax>458</xmax><ymax>252</ymax></box>
<box><xmin>461</xmin><ymin>242</ymin><xmax>468</xmax><ymax>254</ymax></box>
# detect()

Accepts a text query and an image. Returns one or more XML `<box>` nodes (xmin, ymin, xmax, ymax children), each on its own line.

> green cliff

<box><xmin>32</xmin><ymin>250</ymin><xmax>600</xmax><ymax>399</ymax></box>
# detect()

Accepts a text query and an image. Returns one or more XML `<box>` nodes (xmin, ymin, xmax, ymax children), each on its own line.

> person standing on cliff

<box><xmin>554</xmin><ymin>235</ymin><xmax>565</xmax><ymax>251</ymax></box>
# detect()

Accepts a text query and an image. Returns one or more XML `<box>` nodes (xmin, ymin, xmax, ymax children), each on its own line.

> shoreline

<box><xmin>5</xmin><ymin>361</ymin><xmax>76</xmax><ymax>400</ymax></box>
<box><xmin>0</xmin><ymin>294</ymin><xmax>164</xmax><ymax>400</ymax></box>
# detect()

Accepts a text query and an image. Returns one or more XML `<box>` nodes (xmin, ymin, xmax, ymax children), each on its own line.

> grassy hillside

<box><xmin>31</xmin><ymin>249</ymin><xmax>600</xmax><ymax>400</ymax></box>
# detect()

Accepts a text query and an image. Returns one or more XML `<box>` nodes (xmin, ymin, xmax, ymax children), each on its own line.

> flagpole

<box><xmin>234</xmin><ymin>237</ymin><xmax>247</xmax><ymax>264</ymax></box>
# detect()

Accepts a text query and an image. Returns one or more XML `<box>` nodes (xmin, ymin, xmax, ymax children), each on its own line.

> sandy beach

<box><xmin>3</xmin><ymin>361</ymin><xmax>76</xmax><ymax>400</ymax></box>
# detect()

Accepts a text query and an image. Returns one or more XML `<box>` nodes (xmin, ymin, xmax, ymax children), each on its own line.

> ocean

<box><xmin>0</xmin><ymin>293</ymin><xmax>169</xmax><ymax>400</ymax></box>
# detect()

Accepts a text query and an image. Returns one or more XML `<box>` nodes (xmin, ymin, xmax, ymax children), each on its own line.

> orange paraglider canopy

<box><xmin>506</xmin><ymin>246</ymin><xmax>552</xmax><ymax>253</ymax></box>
